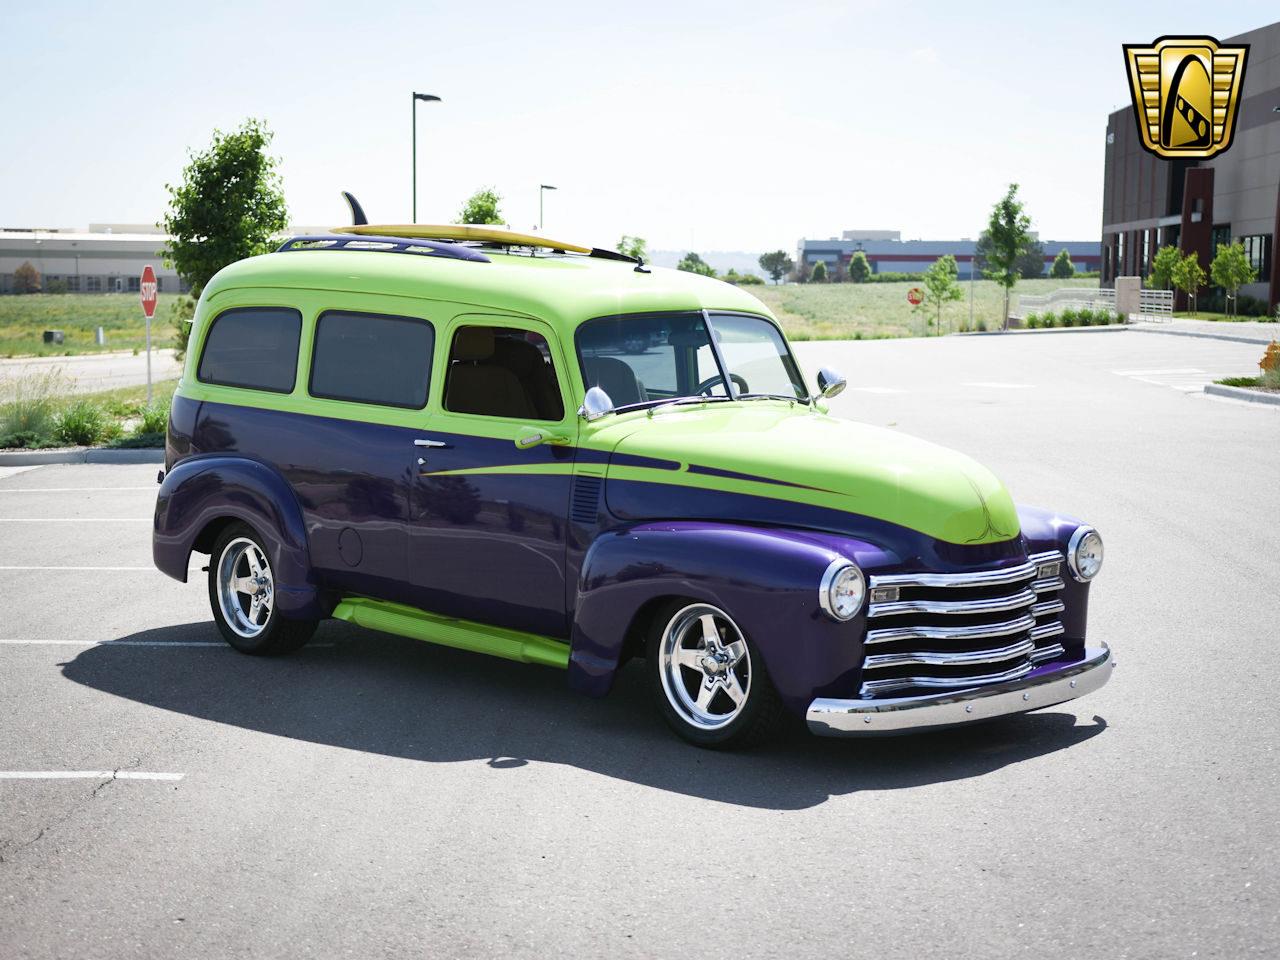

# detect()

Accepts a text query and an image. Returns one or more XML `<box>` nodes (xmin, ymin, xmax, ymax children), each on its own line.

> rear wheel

<box><xmin>208</xmin><ymin>522</ymin><xmax>315</xmax><ymax>655</ymax></box>
<box><xmin>647</xmin><ymin>600</ymin><xmax>784</xmax><ymax>749</ymax></box>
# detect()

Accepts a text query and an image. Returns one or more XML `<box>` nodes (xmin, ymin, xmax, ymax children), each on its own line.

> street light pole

<box><xmin>411</xmin><ymin>92</ymin><xmax>441</xmax><ymax>223</ymax></box>
<box><xmin>539</xmin><ymin>184</ymin><xmax>557</xmax><ymax>231</ymax></box>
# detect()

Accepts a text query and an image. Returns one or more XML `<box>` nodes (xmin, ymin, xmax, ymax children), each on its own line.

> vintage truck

<box><xmin>153</xmin><ymin>224</ymin><xmax>1111</xmax><ymax>748</ymax></box>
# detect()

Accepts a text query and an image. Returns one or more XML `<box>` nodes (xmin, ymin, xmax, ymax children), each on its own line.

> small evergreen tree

<box><xmin>847</xmin><ymin>251</ymin><xmax>872</xmax><ymax>283</ymax></box>
<box><xmin>810</xmin><ymin>260</ymin><xmax>829</xmax><ymax>282</ymax></box>
<box><xmin>457</xmin><ymin>188</ymin><xmax>503</xmax><ymax>224</ymax></box>
<box><xmin>1050</xmin><ymin>249</ymin><xmax>1074</xmax><ymax>279</ymax></box>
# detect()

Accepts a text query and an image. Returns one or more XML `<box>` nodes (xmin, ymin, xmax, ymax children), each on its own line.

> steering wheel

<box><xmin>695</xmin><ymin>373</ymin><xmax>749</xmax><ymax>397</ymax></box>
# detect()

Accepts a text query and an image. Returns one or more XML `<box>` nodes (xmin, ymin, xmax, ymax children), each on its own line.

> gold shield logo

<box><xmin>1123</xmin><ymin>36</ymin><xmax>1248</xmax><ymax>159</ymax></box>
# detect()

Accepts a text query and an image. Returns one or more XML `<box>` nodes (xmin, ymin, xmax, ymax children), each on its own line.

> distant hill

<box><xmin>649</xmin><ymin>250</ymin><xmax>767</xmax><ymax>278</ymax></box>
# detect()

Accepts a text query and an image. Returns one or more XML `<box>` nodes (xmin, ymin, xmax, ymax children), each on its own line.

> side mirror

<box><xmin>816</xmin><ymin>367</ymin><xmax>847</xmax><ymax>400</ymax></box>
<box><xmin>514</xmin><ymin>428</ymin><xmax>569</xmax><ymax>450</ymax></box>
<box><xmin>577</xmin><ymin>385</ymin><xmax>615</xmax><ymax>421</ymax></box>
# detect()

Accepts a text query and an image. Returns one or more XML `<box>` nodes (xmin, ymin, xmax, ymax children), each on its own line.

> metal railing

<box><xmin>1015</xmin><ymin>287</ymin><xmax>1173</xmax><ymax>322</ymax></box>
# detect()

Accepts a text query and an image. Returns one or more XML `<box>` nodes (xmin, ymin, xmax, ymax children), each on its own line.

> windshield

<box><xmin>575</xmin><ymin>311</ymin><xmax>807</xmax><ymax>410</ymax></box>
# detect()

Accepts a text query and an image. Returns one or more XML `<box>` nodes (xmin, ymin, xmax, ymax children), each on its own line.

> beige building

<box><xmin>0</xmin><ymin>224</ymin><xmax>188</xmax><ymax>295</ymax></box>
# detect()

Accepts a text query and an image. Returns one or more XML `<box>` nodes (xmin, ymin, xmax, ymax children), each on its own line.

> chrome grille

<box><xmin>859</xmin><ymin>550</ymin><xmax>1067</xmax><ymax>698</ymax></box>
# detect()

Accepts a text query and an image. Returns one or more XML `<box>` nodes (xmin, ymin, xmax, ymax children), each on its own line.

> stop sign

<box><xmin>907</xmin><ymin>287</ymin><xmax>924</xmax><ymax>306</ymax></box>
<box><xmin>140</xmin><ymin>265</ymin><xmax>158</xmax><ymax>319</ymax></box>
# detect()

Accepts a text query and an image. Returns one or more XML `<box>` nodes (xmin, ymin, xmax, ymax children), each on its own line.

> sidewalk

<box><xmin>1129</xmin><ymin>317</ymin><xmax>1279</xmax><ymax>346</ymax></box>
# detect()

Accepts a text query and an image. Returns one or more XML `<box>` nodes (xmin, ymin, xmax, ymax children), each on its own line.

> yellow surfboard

<box><xmin>332</xmin><ymin>223</ymin><xmax>592</xmax><ymax>254</ymax></box>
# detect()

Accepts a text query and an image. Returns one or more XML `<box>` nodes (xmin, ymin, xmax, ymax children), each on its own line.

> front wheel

<box><xmin>208</xmin><ymin>521</ymin><xmax>316</xmax><ymax>655</ymax></box>
<box><xmin>647</xmin><ymin>600</ymin><xmax>785</xmax><ymax>749</ymax></box>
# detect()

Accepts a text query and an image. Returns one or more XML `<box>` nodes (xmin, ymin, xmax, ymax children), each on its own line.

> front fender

<box><xmin>569</xmin><ymin>522</ymin><xmax>891</xmax><ymax>717</ymax></box>
<box><xmin>153</xmin><ymin>455</ymin><xmax>322</xmax><ymax>618</ymax></box>
<box><xmin>1017</xmin><ymin>504</ymin><xmax>1092</xmax><ymax>643</ymax></box>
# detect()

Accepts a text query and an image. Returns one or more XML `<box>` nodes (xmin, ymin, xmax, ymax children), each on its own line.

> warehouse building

<box><xmin>1101</xmin><ymin>19</ymin><xmax>1279</xmax><ymax>310</ymax></box>
<box><xmin>0</xmin><ymin>225</ymin><xmax>189</xmax><ymax>295</ymax></box>
<box><xmin>798</xmin><ymin>230</ymin><xmax>1102</xmax><ymax>279</ymax></box>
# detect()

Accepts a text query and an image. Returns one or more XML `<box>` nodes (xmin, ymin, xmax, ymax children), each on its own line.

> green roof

<box><xmin>202</xmin><ymin>248</ymin><xmax>773</xmax><ymax>333</ymax></box>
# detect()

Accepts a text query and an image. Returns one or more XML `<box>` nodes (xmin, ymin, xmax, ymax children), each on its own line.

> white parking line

<box><xmin>1112</xmin><ymin>367</ymin><xmax>1213</xmax><ymax>393</ymax></box>
<box><xmin>0</xmin><ymin>565</ymin><xmax>156</xmax><ymax>571</ymax></box>
<box><xmin>0</xmin><ymin>771</ymin><xmax>184</xmax><ymax>781</ymax></box>
<box><xmin>0</xmin><ymin>638</ymin><xmax>335</xmax><ymax>648</ymax></box>
<box><xmin>0</xmin><ymin>518</ymin><xmax>151</xmax><ymax>522</ymax></box>
<box><xmin>0</xmin><ymin>487</ymin><xmax>157</xmax><ymax>493</ymax></box>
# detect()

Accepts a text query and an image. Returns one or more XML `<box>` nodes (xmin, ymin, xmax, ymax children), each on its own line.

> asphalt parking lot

<box><xmin>2</xmin><ymin>328</ymin><xmax>1278</xmax><ymax>959</ymax></box>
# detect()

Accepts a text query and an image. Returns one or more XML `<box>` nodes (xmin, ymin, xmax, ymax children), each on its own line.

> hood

<box><xmin>594</xmin><ymin>403</ymin><xmax>1019</xmax><ymax>546</ymax></box>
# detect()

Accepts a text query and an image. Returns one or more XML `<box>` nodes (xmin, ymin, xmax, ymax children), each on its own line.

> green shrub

<box><xmin>1026</xmin><ymin>312</ymin><xmax>1041</xmax><ymax>329</ymax></box>
<box><xmin>136</xmin><ymin>400</ymin><xmax>170</xmax><ymax>435</ymax></box>
<box><xmin>1078</xmin><ymin>308</ymin><xmax>1095</xmax><ymax>326</ymax></box>
<box><xmin>53</xmin><ymin>399</ymin><xmax>117</xmax><ymax>446</ymax></box>
<box><xmin>1041</xmin><ymin>311</ymin><xmax>1058</xmax><ymax>328</ymax></box>
<box><xmin>1264</xmin><ymin>366</ymin><xmax>1280</xmax><ymax>390</ymax></box>
<box><xmin>1059</xmin><ymin>307</ymin><xmax>1078</xmax><ymax>327</ymax></box>
<box><xmin>0</xmin><ymin>368</ymin><xmax>68</xmax><ymax>447</ymax></box>
<box><xmin>976</xmin><ymin>319</ymin><xmax>988</xmax><ymax>332</ymax></box>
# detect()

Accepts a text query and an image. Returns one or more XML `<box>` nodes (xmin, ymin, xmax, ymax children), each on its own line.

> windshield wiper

<box><xmin>643</xmin><ymin>395</ymin><xmax>737</xmax><ymax>417</ymax></box>
<box><xmin>737</xmin><ymin>392</ymin><xmax>807</xmax><ymax>404</ymax></box>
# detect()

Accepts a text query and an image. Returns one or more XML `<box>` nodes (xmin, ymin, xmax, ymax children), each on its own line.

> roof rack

<box><xmin>276</xmin><ymin>234</ymin><xmax>490</xmax><ymax>263</ymax></box>
<box><xmin>330</xmin><ymin>223</ymin><xmax>649</xmax><ymax>271</ymax></box>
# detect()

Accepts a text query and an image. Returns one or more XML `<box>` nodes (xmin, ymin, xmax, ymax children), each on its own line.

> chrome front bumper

<box><xmin>806</xmin><ymin>644</ymin><xmax>1114</xmax><ymax>737</ymax></box>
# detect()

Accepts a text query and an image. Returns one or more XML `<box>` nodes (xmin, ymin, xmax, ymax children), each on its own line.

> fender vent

<box><xmin>571</xmin><ymin>475</ymin><xmax>603</xmax><ymax>524</ymax></box>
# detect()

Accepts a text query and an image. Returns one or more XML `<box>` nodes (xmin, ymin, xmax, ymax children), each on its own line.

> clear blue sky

<box><xmin>0</xmin><ymin>1</ymin><xmax>1273</xmax><ymax>251</ymax></box>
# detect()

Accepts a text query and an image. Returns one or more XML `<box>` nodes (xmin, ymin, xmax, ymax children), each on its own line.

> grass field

<box><xmin>0</xmin><ymin>293</ymin><xmax>183</xmax><ymax>357</ymax></box>
<box><xmin>748</xmin><ymin>277</ymin><xmax>1100</xmax><ymax>340</ymax></box>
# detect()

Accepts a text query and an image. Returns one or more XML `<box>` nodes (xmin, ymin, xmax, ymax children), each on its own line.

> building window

<box><xmin>86</xmin><ymin>276</ymin><xmax>101</xmax><ymax>292</ymax></box>
<box><xmin>1240</xmin><ymin>234</ymin><xmax>1272</xmax><ymax>280</ymax></box>
<box><xmin>198</xmin><ymin>307</ymin><xmax>302</xmax><ymax>394</ymax></box>
<box><xmin>1211</xmin><ymin>225</ymin><xmax>1231</xmax><ymax>254</ymax></box>
<box><xmin>66</xmin><ymin>276</ymin><xmax>80</xmax><ymax>292</ymax></box>
<box><xmin>309</xmin><ymin>311</ymin><xmax>435</xmax><ymax>409</ymax></box>
<box><xmin>1116</xmin><ymin>233</ymin><xmax>1125</xmax><ymax>275</ymax></box>
<box><xmin>127</xmin><ymin>276</ymin><xmax>140</xmax><ymax>292</ymax></box>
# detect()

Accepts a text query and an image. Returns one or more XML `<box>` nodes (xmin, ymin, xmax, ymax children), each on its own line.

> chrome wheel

<box><xmin>216</xmin><ymin>537</ymin><xmax>274</xmax><ymax>639</ymax></box>
<box><xmin>658</xmin><ymin>603</ymin><xmax>752</xmax><ymax>731</ymax></box>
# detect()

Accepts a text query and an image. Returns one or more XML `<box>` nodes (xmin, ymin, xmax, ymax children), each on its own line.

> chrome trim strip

<box><xmin>862</xmin><ymin>637</ymin><xmax>1035</xmax><ymax>671</ymax></box>
<box><xmin>865</xmin><ymin>612</ymin><xmax>1035</xmax><ymax>646</ymax></box>
<box><xmin>868</xmin><ymin>560</ymin><xmax>1037</xmax><ymax>590</ymax></box>
<box><xmin>1031</xmin><ymin>599</ymin><xmax>1066</xmax><ymax>617</ymax></box>
<box><xmin>1032</xmin><ymin>576</ymin><xmax>1064</xmax><ymax>594</ymax></box>
<box><xmin>859</xmin><ymin>659</ymin><xmax>1036</xmax><ymax>697</ymax></box>
<box><xmin>1029</xmin><ymin>621</ymin><xmax>1065</xmax><ymax>642</ymax></box>
<box><xmin>807</xmin><ymin>645</ymin><xmax>1114</xmax><ymax>736</ymax></box>
<box><xmin>1029</xmin><ymin>642</ymin><xmax>1066</xmax><ymax>663</ymax></box>
<box><xmin>868</xmin><ymin>587</ymin><xmax>1036</xmax><ymax>619</ymax></box>
<box><xmin>1027</xmin><ymin>549</ymin><xmax>1066</xmax><ymax>564</ymax></box>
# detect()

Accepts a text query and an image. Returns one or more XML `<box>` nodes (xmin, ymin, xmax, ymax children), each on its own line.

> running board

<box><xmin>331</xmin><ymin>596</ymin><xmax>569</xmax><ymax>669</ymax></box>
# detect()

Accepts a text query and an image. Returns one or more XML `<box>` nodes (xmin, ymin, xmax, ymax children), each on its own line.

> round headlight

<box><xmin>820</xmin><ymin>559</ymin><xmax>865</xmax><ymax>621</ymax></box>
<box><xmin>1067</xmin><ymin>527</ymin><xmax>1104</xmax><ymax>582</ymax></box>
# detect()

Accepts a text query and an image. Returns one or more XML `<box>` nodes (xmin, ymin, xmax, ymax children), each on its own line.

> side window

<box><xmin>198</xmin><ymin>307</ymin><xmax>302</xmax><ymax>394</ymax></box>
<box><xmin>309</xmin><ymin>311</ymin><xmax>434</xmax><ymax>409</ymax></box>
<box><xmin>444</xmin><ymin>326</ymin><xmax>565</xmax><ymax>421</ymax></box>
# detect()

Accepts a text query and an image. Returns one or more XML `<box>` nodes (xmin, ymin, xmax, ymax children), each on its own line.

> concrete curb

<box><xmin>1203</xmin><ymin>384</ymin><xmax>1280</xmax><ymax>407</ymax></box>
<box><xmin>1130</xmin><ymin>326</ymin><xmax>1279</xmax><ymax>346</ymax></box>
<box><xmin>954</xmin><ymin>325</ymin><xmax>1128</xmax><ymax>338</ymax></box>
<box><xmin>0</xmin><ymin>447</ymin><xmax>164</xmax><ymax>465</ymax></box>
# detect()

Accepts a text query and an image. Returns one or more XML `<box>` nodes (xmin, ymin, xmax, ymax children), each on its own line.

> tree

<box><xmin>457</xmin><ymin>188</ymin><xmax>503</xmax><ymax>225</ymax></box>
<box><xmin>1148</xmin><ymin>245</ymin><xmax>1181</xmax><ymax>290</ymax></box>
<box><xmin>617</xmin><ymin>235</ymin><xmax>648</xmax><ymax>261</ymax></box>
<box><xmin>1210</xmin><ymin>241</ymin><xmax>1257</xmax><ymax>316</ymax></box>
<box><xmin>11</xmin><ymin>261</ymin><xmax>40</xmax><ymax>294</ymax></box>
<box><xmin>758</xmin><ymin>250</ymin><xmax>793</xmax><ymax>284</ymax></box>
<box><xmin>162</xmin><ymin>118</ymin><xmax>289</xmax><ymax>358</ymax></box>
<box><xmin>917</xmin><ymin>255</ymin><xmax>963</xmax><ymax>334</ymax></box>
<box><xmin>1016</xmin><ymin>238</ymin><xmax>1046</xmax><ymax>279</ymax></box>
<box><xmin>810</xmin><ymin>260</ymin><xmax>829</xmax><ymax>282</ymax></box>
<box><xmin>1050</xmin><ymin>249</ymin><xmax>1075</xmax><ymax>279</ymax></box>
<box><xmin>982</xmin><ymin>183</ymin><xmax>1033</xmax><ymax>330</ymax></box>
<box><xmin>162</xmin><ymin>118</ymin><xmax>288</xmax><ymax>296</ymax></box>
<box><xmin>677</xmin><ymin>252</ymin><xmax>716</xmax><ymax>277</ymax></box>
<box><xmin>1172</xmin><ymin>252</ymin><xmax>1207</xmax><ymax>316</ymax></box>
<box><xmin>847</xmin><ymin>250</ymin><xmax>872</xmax><ymax>283</ymax></box>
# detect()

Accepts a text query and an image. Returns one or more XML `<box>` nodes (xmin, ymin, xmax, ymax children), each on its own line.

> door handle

<box><xmin>414</xmin><ymin>438</ymin><xmax>449</xmax><ymax>448</ymax></box>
